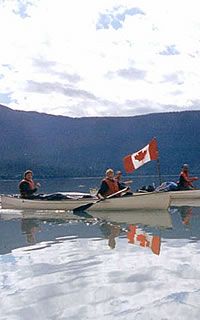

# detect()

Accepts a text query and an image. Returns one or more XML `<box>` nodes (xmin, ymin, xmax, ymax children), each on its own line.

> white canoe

<box><xmin>169</xmin><ymin>189</ymin><xmax>200</xmax><ymax>207</ymax></box>
<box><xmin>169</xmin><ymin>189</ymin><xmax>200</xmax><ymax>200</ymax></box>
<box><xmin>80</xmin><ymin>192</ymin><xmax>170</xmax><ymax>211</ymax></box>
<box><xmin>0</xmin><ymin>193</ymin><xmax>96</xmax><ymax>210</ymax></box>
<box><xmin>135</xmin><ymin>189</ymin><xmax>200</xmax><ymax>207</ymax></box>
<box><xmin>1</xmin><ymin>191</ymin><xmax>170</xmax><ymax>210</ymax></box>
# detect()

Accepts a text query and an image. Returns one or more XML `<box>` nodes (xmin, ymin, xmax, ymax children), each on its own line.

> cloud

<box><xmin>26</xmin><ymin>80</ymin><xmax>98</xmax><ymax>100</ymax></box>
<box><xmin>161</xmin><ymin>72</ymin><xmax>184</xmax><ymax>85</ymax></box>
<box><xmin>116</xmin><ymin>67</ymin><xmax>146</xmax><ymax>81</ymax></box>
<box><xmin>159</xmin><ymin>45</ymin><xmax>180</xmax><ymax>56</ymax></box>
<box><xmin>96</xmin><ymin>6</ymin><xmax>144</xmax><ymax>30</ymax></box>
<box><xmin>0</xmin><ymin>0</ymin><xmax>200</xmax><ymax>117</ymax></box>
<box><xmin>32</xmin><ymin>58</ymin><xmax>81</xmax><ymax>82</ymax></box>
<box><xmin>12</xmin><ymin>0</ymin><xmax>32</xmax><ymax>19</ymax></box>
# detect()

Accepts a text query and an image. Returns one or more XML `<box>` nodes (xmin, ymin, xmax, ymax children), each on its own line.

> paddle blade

<box><xmin>72</xmin><ymin>210</ymin><xmax>94</xmax><ymax>218</ymax></box>
<box><xmin>73</xmin><ymin>202</ymin><xmax>95</xmax><ymax>212</ymax></box>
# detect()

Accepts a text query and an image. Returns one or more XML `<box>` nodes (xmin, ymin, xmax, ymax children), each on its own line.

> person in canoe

<box><xmin>19</xmin><ymin>170</ymin><xmax>41</xmax><ymax>199</ymax></box>
<box><xmin>115</xmin><ymin>170</ymin><xmax>133</xmax><ymax>188</ymax></box>
<box><xmin>97</xmin><ymin>168</ymin><xmax>132</xmax><ymax>199</ymax></box>
<box><xmin>177</xmin><ymin>164</ymin><xmax>198</xmax><ymax>190</ymax></box>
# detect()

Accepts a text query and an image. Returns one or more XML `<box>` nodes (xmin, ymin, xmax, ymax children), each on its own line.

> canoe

<box><xmin>79</xmin><ymin>192</ymin><xmax>170</xmax><ymax>211</ymax></box>
<box><xmin>170</xmin><ymin>199</ymin><xmax>200</xmax><ymax>207</ymax></box>
<box><xmin>168</xmin><ymin>190</ymin><xmax>200</xmax><ymax>207</ymax></box>
<box><xmin>0</xmin><ymin>193</ymin><xmax>96</xmax><ymax>210</ymax></box>
<box><xmin>1</xmin><ymin>191</ymin><xmax>170</xmax><ymax>210</ymax></box>
<box><xmin>89</xmin><ymin>209</ymin><xmax>172</xmax><ymax>228</ymax></box>
<box><xmin>135</xmin><ymin>189</ymin><xmax>200</xmax><ymax>207</ymax></box>
<box><xmin>169</xmin><ymin>189</ymin><xmax>200</xmax><ymax>200</ymax></box>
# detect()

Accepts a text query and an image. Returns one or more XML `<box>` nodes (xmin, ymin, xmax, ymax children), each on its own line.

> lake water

<box><xmin>0</xmin><ymin>177</ymin><xmax>200</xmax><ymax>320</ymax></box>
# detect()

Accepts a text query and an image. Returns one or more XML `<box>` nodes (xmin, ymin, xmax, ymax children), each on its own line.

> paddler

<box><xmin>177</xmin><ymin>164</ymin><xmax>198</xmax><ymax>190</ymax></box>
<box><xmin>97</xmin><ymin>168</ymin><xmax>129</xmax><ymax>199</ymax></box>
<box><xmin>19</xmin><ymin>170</ymin><xmax>41</xmax><ymax>198</ymax></box>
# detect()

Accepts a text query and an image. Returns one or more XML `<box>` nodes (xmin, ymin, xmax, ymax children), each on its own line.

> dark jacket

<box><xmin>19</xmin><ymin>180</ymin><xmax>37</xmax><ymax>198</ymax></box>
<box><xmin>177</xmin><ymin>171</ymin><xmax>195</xmax><ymax>190</ymax></box>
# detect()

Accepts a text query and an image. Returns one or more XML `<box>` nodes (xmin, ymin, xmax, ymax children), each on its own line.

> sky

<box><xmin>1</xmin><ymin>0</ymin><xmax>200</xmax><ymax>117</ymax></box>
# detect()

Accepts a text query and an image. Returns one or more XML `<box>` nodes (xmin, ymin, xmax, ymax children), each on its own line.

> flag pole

<box><xmin>156</xmin><ymin>157</ymin><xmax>162</xmax><ymax>185</ymax></box>
<box><xmin>154</xmin><ymin>137</ymin><xmax>162</xmax><ymax>185</ymax></box>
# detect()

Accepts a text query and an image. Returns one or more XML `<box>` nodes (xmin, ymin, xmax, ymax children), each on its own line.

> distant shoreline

<box><xmin>0</xmin><ymin>174</ymin><xmax>186</xmax><ymax>181</ymax></box>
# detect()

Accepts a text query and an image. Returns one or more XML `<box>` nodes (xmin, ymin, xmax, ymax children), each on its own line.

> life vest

<box><xmin>19</xmin><ymin>178</ymin><xmax>35</xmax><ymax>190</ymax></box>
<box><xmin>178</xmin><ymin>171</ymin><xmax>192</xmax><ymax>188</ymax></box>
<box><xmin>103</xmin><ymin>178</ymin><xmax>120</xmax><ymax>196</ymax></box>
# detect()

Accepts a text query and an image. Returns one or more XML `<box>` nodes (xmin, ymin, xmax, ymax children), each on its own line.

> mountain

<box><xmin>0</xmin><ymin>104</ymin><xmax>200</xmax><ymax>179</ymax></box>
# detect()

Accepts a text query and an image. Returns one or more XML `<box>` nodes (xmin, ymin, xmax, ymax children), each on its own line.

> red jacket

<box><xmin>178</xmin><ymin>171</ymin><xmax>197</xmax><ymax>189</ymax></box>
<box><xmin>98</xmin><ymin>178</ymin><xmax>120</xmax><ymax>197</ymax></box>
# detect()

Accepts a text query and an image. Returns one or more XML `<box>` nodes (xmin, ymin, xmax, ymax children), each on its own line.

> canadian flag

<box><xmin>123</xmin><ymin>138</ymin><xmax>158</xmax><ymax>173</ymax></box>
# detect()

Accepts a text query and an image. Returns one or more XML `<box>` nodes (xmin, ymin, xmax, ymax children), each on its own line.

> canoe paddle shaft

<box><xmin>73</xmin><ymin>187</ymin><xmax>129</xmax><ymax>212</ymax></box>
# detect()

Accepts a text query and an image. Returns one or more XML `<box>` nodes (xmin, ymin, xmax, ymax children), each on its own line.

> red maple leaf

<box><xmin>134</xmin><ymin>150</ymin><xmax>147</xmax><ymax>162</ymax></box>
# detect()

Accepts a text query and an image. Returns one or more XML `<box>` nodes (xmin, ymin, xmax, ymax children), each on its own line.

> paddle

<box><xmin>73</xmin><ymin>187</ymin><xmax>129</xmax><ymax>212</ymax></box>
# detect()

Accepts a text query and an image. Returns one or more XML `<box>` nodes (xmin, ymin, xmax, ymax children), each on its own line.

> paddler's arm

<box><xmin>97</xmin><ymin>181</ymin><xmax>109</xmax><ymax>199</ymax></box>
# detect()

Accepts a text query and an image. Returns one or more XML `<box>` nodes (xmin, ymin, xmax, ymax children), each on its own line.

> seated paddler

<box><xmin>177</xmin><ymin>164</ymin><xmax>198</xmax><ymax>190</ymax></box>
<box><xmin>97</xmin><ymin>168</ymin><xmax>130</xmax><ymax>199</ymax></box>
<box><xmin>19</xmin><ymin>170</ymin><xmax>41</xmax><ymax>199</ymax></box>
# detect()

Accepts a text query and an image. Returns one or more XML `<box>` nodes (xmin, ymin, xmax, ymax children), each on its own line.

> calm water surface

<box><xmin>0</xmin><ymin>177</ymin><xmax>200</xmax><ymax>320</ymax></box>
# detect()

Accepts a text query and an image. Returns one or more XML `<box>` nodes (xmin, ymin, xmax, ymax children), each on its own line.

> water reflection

<box><xmin>127</xmin><ymin>225</ymin><xmax>161</xmax><ymax>255</ymax></box>
<box><xmin>88</xmin><ymin>209</ymin><xmax>172</xmax><ymax>228</ymax></box>
<box><xmin>0</xmin><ymin>206</ymin><xmax>200</xmax><ymax>255</ymax></box>
<box><xmin>18</xmin><ymin>215</ymin><xmax>162</xmax><ymax>255</ymax></box>
<box><xmin>1</xmin><ymin>179</ymin><xmax>200</xmax><ymax>319</ymax></box>
<box><xmin>0</xmin><ymin>207</ymin><xmax>200</xmax><ymax>320</ymax></box>
<box><xmin>83</xmin><ymin>210</ymin><xmax>168</xmax><ymax>255</ymax></box>
<box><xmin>178</xmin><ymin>206</ymin><xmax>193</xmax><ymax>225</ymax></box>
<box><xmin>21</xmin><ymin>219</ymin><xmax>41</xmax><ymax>244</ymax></box>
<box><xmin>100</xmin><ymin>220</ymin><xmax>161</xmax><ymax>255</ymax></box>
<box><xmin>100</xmin><ymin>222</ymin><xmax>121</xmax><ymax>249</ymax></box>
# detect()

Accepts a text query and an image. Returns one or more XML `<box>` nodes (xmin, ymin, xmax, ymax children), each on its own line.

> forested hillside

<box><xmin>0</xmin><ymin>104</ymin><xmax>200</xmax><ymax>179</ymax></box>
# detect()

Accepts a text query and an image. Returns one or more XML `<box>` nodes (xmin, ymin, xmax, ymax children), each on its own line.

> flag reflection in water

<box><xmin>127</xmin><ymin>225</ymin><xmax>161</xmax><ymax>255</ymax></box>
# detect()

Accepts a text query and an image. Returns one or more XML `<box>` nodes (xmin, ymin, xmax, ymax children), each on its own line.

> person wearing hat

<box><xmin>177</xmin><ymin>164</ymin><xmax>198</xmax><ymax>190</ymax></box>
<box><xmin>19</xmin><ymin>170</ymin><xmax>41</xmax><ymax>198</ymax></box>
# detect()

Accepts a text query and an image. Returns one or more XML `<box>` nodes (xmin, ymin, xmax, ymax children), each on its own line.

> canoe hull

<box><xmin>1</xmin><ymin>192</ymin><xmax>170</xmax><ymax>210</ymax></box>
<box><xmin>169</xmin><ymin>190</ymin><xmax>200</xmax><ymax>207</ymax></box>
<box><xmin>1</xmin><ymin>195</ymin><xmax>94</xmax><ymax>210</ymax></box>
<box><xmin>88</xmin><ymin>192</ymin><xmax>170</xmax><ymax>211</ymax></box>
<box><xmin>169</xmin><ymin>190</ymin><xmax>200</xmax><ymax>200</ymax></box>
